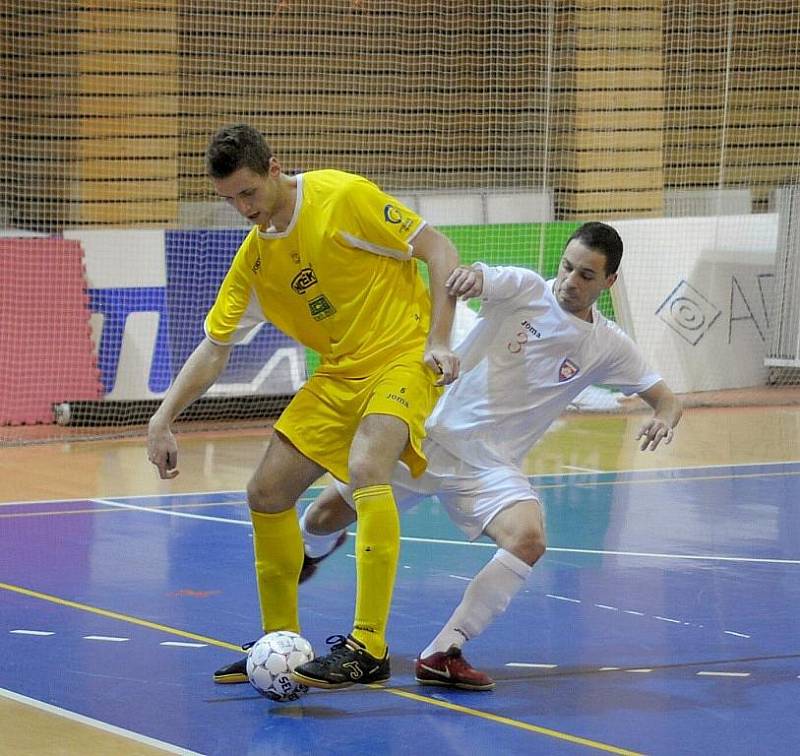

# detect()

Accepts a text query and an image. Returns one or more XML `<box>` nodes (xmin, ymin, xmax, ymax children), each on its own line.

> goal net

<box><xmin>2</xmin><ymin>0</ymin><xmax>799</xmax><ymax>444</ymax></box>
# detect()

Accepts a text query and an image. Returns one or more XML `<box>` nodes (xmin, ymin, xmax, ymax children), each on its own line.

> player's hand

<box><xmin>147</xmin><ymin>421</ymin><xmax>180</xmax><ymax>478</ymax></box>
<box><xmin>425</xmin><ymin>346</ymin><xmax>460</xmax><ymax>386</ymax></box>
<box><xmin>445</xmin><ymin>265</ymin><xmax>484</xmax><ymax>299</ymax></box>
<box><xmin>636</xmin><ymin>418</ymin><xmax>674</xmax><ymax>451</ymax></box>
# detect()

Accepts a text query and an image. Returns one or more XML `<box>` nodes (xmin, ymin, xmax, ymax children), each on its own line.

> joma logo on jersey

<box><xmin>387</xmin><ymin>392</ymin><xmax>409</xmax><ymax>407</ymax></box>
<box><xmin>521</xmin><ymin>320</ymin><xmax>542</xmax><ymax>338</ymax></box>
<box><xmin>309</xmin><ymin>295</ymin><xmax>336</xmax><ymax>321</ymax></box>
<box><xmin>251</xmin><ymin>256</ymin><xmax>262</xmax><ymax>274</ymax></box>
<box><xmin>292</xmin><ymin>267</ymin><xmax>317</xmax><ymax>293</ymax></box>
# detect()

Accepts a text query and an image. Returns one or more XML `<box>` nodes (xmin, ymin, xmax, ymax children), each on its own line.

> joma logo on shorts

<box><xmin>387</xmin><ymin>393</ymin><xmax>409</xmax><ymax>407</ymax></box>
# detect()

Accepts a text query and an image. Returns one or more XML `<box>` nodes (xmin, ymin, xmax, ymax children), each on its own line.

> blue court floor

<box><xmin>1</xmin><ymin>461</ymin><xmax>799</xmax><ymax>754</ymax></box>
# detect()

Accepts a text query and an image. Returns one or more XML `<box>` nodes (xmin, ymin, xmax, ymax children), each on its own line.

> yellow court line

<box><xmin>0</xmin><ymin>501</ymin><xmax>247</xmax><ymax>518</ymax></box>
<box><xmin>371</xmin><ymin>686</ymin><xmax>643</xmax><ymax>755</ymax></box>
<box><xmin>2</xmin><ymin>580</ymin><xmax>641</xmax><ymax>754</ymax></box>
<box><xmin>0</xmin><ymin>582</ymin><xmax>242</xmax><ymax>652</ymax></box>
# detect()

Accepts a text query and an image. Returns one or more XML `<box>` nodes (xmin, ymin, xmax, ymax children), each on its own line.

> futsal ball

<box><xmin>246</xmin><ymin>631</ymin><xmax>314</xmax><ymax>702</ymax></box>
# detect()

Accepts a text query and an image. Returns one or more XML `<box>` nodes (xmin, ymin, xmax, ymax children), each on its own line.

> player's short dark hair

<box><xmin>566</xmin><ymin>222</ymin><xmax>623</xmax><ymax>276</ymax></box>
<box><xmin>205</xmin><ymin>124</ymin><xmax>272</xmax><ymax>179</ymax></box>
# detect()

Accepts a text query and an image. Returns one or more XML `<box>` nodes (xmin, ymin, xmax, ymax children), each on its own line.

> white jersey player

<box><xmin>302</xmin><ymin>222</ymin><xmax>683</xmax><ymax>690</ymax></box>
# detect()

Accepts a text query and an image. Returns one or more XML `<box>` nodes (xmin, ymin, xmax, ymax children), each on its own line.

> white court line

<box><xmin>93</xmin><ymin>499</ymin><xmax>250</xmax><ymax>525</ymax></box>
<box><xmin>543</xmin><ymin>548</ymin><xmax>800</xmax><ymax>566</ymax></box>
<box><xmin>160</xmin><ymin>642</ymin><xmax>207</xmax><ymax>648</ymax></box>
<box><xmin>547</xmin><ymin>594</ymin><xmax>581</xmax><ymax>603</ymax></box>
<box><xmin>10</xmin><ymin>630</ymin><xmax>54</xmax><ymax>636</ymax></box>
<box><xmin>724</xmin><ymin>630</ymin><xmax>752</xmax><ymax>638</ymax></box>
<box><xmin>697</xmin><ymin>671</ymin><xmax>750</xmax><ymax>678</ymax></box>
<box><xmin>0</xmin><ymin>687</ymin><xmax>201</xmax><ymax>755</ymax></box>
<box><xmin>561</xmin><ymin>465</ymin><xmax>604</xmax><ymax>473</ymax></box>
<box><xmin>0</xmin><ymin>489</ymin><xmax>247</xmax><ymax>507</ymax></box>
<box><xmin>404</xmin><ymin>537</ymin><xmax>800</xmax><ymax>565</ymax></box>
<box><xmin>83</xmin><ymin>635</ymin><xmax>129</xmax><ymax>642</ymax></box>
<box><xmin>73</xmin><ymin>508</ymin><xmax>800</xmax><ymax>566</ymax></box>
<box><xmin>506</xmin><ymin>662</ymin><xmax>558</xmax><ymax>669</ymax></box>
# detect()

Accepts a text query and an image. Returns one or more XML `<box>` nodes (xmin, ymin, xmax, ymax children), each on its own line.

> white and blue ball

<box><xmin>246</xmin><ymin>631</ymin><xmax>314</xmax><ymax>702</ymax></box>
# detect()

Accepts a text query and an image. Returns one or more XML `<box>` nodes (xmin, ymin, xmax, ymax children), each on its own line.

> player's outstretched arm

<box><xmin>411</xmin><ymin>226</ymin><xmax>460</xmax><ymax>385</ymax></box>
<box><xmin>147</xmin><ymin>338</ymin><xmax>233</xmax><ymax>478</ymax></box>
<box><xmin>635</xmin><ymin>380</ymin><xmax>683</xmax><ymax>451</ymax></box>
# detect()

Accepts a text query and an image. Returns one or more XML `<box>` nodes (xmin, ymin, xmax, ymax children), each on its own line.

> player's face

<box><xmin>212</xmin><ymin>165</ymin><xmax>280</xmax><ymax>227</ymax></box>
<box><xmin>553</xmin><ymin>240</ymin><xmax>617</xmax><ymax>321</ymax></box>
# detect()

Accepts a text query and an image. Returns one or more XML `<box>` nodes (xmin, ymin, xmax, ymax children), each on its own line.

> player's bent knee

<box><xmin>487</xmin><ymin>500</ymin><xmax>546</xmax><ymax>565</ymax></box>
<box><xmin>246</xmin><ymin>479</ymin><xmax>289</xmax><ymax>515</ymax></box>
<box><xmin>504</xmin><ymin>528</ymin><xmax>545</xmax><ymax>566</ymax></box>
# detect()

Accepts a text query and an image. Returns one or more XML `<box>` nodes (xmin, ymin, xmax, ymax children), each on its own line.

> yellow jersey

<box><xmin>204</xmin><ymin>169</ymin><xmax>431</xmax><ymax>377</ymax></box>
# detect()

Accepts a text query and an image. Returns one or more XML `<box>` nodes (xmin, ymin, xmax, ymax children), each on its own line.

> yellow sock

<box><xmin>351</xmin><ymin>484</ymin><xmax>400</xmax><ymax>658</ymax></box>
<box><xmin>250</xmin><ymin>508</ymin><xmax>303</xmax><ymax>633</ymax></box>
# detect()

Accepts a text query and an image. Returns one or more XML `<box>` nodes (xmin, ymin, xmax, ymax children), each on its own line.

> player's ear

<box><xmin>605</xmin><ymin>271</ymin><xmax>618</xmax><ymax>288</ymax></box>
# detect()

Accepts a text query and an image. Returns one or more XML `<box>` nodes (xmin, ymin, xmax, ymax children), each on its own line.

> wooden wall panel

<box><xmin>2</xmin><ymin>1</ymin><xmax>799</xmax><ymax>228</ymax></box>
<box><xmin>552</xmin><ymin>2</ymin><xmax>665</xmax><ymax>219</ymax></box>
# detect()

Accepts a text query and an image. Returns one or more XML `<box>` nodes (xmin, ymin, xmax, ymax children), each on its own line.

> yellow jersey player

<box><xmin>146</xmin><ymin>124</ymin><xmax>460</xmax><ymax>689</ymax></box>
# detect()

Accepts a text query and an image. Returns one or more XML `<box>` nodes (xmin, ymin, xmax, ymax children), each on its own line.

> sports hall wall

<box><xmin>1</xmin><ymin>2</ymin><xmax>799</xmax><ymax>436</ymax></box>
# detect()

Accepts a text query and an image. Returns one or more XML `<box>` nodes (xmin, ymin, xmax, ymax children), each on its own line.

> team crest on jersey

<box><xmin>309</xmin><ymin>295</ymin><xmax>336</xmax><ymax>321</ymax></box>
<box><xmin>383</xmin><ymin>204</ymin><xmax>414</xmax><ymax>232</ymax></box>
<box><xmin>558</xmin><ymin>358</ymin><xmax>579</xmax><ymax>382</ymax></box>
<box><xmin>292</xmin><ymin>267</ymin><xmax>317</xmax><ymax>293</ymax></box>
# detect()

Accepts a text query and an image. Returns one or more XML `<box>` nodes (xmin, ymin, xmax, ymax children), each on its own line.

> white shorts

<box><xmin>334</xmin><ymin>440</ymin><xmax>540</xmax><ymax>541</ymax></box>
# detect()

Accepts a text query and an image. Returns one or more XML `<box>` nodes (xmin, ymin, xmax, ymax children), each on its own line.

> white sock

<box><xmin>299</xmin><ymin>506</ymin><xmax>347</xmax><ymax>559</ymax></box>
<box><xmin>420</xmin><ymin>548</ymin><xmax>531</xmax><ymax>658</ymax></box>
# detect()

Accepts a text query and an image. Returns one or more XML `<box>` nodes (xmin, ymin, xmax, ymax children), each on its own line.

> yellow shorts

<box><xmin>273</xmin><ymin>356</ymin><xmax>442</xmax><ymax>483</ymax></box>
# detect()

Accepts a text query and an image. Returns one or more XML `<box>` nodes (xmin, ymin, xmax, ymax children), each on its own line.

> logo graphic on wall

<box><xmin>292</xmin><ymin>267</ymin><xmax>317</xmax><ymax>294</ymax></box>
<box><xmin>558</xmin><ymin>358</ymin><xmax>579</xmax><ymax>382</ymax></box>
<box><xmin>655</xmin><ymin>279</ymin><xmax>721</xmax><ymax>346</ymax></box>
<box><xmin>309</xmin><ymin>295</ymin><xmax>336</xmax><ymax>321</ymax></box>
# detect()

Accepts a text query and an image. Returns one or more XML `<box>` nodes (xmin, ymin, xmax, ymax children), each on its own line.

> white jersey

<box><xmin>426</xmin><ymin>264</ymin><xmax>661</xmax><ymax>469</ymax></box>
